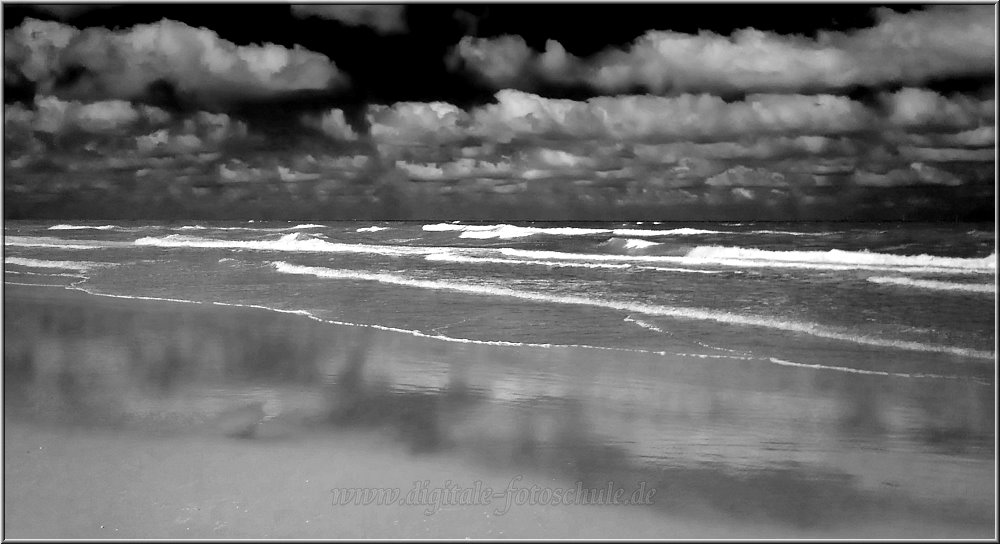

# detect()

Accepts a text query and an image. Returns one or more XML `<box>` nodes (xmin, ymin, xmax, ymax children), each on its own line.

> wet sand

<box><xmin>3</xmin><ymin>284</ymin><xmax>995</xmax><ymax>538</ymax></box>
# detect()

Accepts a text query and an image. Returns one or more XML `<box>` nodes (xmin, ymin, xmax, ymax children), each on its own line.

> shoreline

<box><xmin>3</xmin><ymin>282</ymin><xmax>995</xmax><ymax>537</ymax></box>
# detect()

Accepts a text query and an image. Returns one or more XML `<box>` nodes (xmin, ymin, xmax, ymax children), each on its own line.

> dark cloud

<box><xmin>291</xmin><ymin>5</ymin><xmax>407</xmax><ymax>35</ymax></box>
<box><xmin>30</xmin><ymin>5</ymin><xmax>106</xmax><ymax>20</ymax></box>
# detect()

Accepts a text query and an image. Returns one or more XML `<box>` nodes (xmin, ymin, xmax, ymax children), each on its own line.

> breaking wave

<box><xmin>422</xmin><ymin>223</ymin><xmax>827</xmax><ymax>239</ymax></box>
<box><xmin>47</xmin><ymin>224</ymin><xmax>118</xmax><ymax>230</ymax></box>
<box><xmin>4</xmin><ymin>236</ymin><xmax>103</xmax><ymax>250</ymax></box>
<box><xmin>4</xmin><ymin>257</ymin><xmax>111</xmax><ymax>271</ymax></box>
<box><xmin>498</xmin><ymin>246</ymin><xmax>995</xmax><ymax>274</ymax></box>
<box><xmin>134</xmin><ymin>233</ymin><xmax>441</xmax><ymax>257</ymax></box>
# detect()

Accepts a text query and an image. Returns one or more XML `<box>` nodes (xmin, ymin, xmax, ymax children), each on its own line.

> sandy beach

<box><xmin>3</xmin><ymin>284</ymin><xmax>995</xmax><ymax>538</ymax></box>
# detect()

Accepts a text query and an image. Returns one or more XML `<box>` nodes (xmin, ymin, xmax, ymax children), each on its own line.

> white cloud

<box><xmin>883</xmin><ymin>88</ymin><xmax>994</xmax><ymax>130</ymax></box>
<box><xmin>450</xmin><ymin>36</ymin><xmax>536</xmax><ymax>87</ymax></box>
<box><xmin>468</xmin><ymin>89</ymin><xmax>871</xmax><ymax>142</ymax></box>
<box><xmin>302</xmin><ymin>109</ymin><xmax>358</xmax><ymax>141</ymax></box>
<box><xmin>395</xmin><ymin>158</ymin><xmax>513</xmax><ymax>180</ymax></box>
<box><xmin>451</xmin><ymin>6</ymin><xmax>994</xmax><ymax>94</ymax></box>
<box><xmin>134</xmin><ymin>111</ymin><xmax>247</xmax><ymax>154</ymax></box>
<box><xmin>366</xmin><ymin>89</ymin><xmax>991</xmax><ymax>150</ymax></box>
<box><xmin>7</xmin><ymin>95</ymin><xmax>170</xmax><ymax>134</ymax></box>
<box><xmin>367</xmin><ymin>101</ymin><xmax>470</xmax><ymax>145</ymax></box>
<box><xmin>631</xmin><ymin>136</ymin><xmax>857</xmax><ymax>162</ymax></box>
<box><xmin>291</xmin><ymin>5</ymin><xmax>407</xmax><ymax>34</ymax></box>
<box><xmin>4</xmin><ymin>18</ymin><xmax>345</xmax><ymax>106</ymax></box>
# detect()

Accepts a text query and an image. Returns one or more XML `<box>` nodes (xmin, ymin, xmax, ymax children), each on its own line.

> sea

<box><xmin>3</xmin><ymin>220</ymin><xmax>997</xmax><ymax>531</ymax></box>
<box><xmin>4</xmin><ymin>220</ymin><xmax>996</xmax><ymax>368</ymax></box>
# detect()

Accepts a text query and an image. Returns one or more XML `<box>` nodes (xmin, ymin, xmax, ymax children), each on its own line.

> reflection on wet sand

<box><xmin>3</xmin><ymin>285</ymin><xmax>994</xmax><ymax>535</ymax></box>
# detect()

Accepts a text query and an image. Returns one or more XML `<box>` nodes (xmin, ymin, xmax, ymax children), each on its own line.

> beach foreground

<box><xmin>3</xmin><ymin>284</ymin><xmax>994</xmax><ymax>538</ymax></box>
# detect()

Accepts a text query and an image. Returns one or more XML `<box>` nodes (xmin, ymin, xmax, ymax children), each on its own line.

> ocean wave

<box><xmin>5</xmin><ymin>257</ymin><xmax>111</xmax><ymax>271</ymax></box>
<box><xmin>134</xmin><ymin>233</ymin><xmax>440</xmax><ymax>257</ymax></box>
<box><xmin>47</xmin><ymin>224</ymin><xmax>118</xmax><ymax>230</ymax></box>
<box><xmin>425</xmin><ymin>252</ymin><xmax>632</xmax><ymax>270</ymax></box>
<box><xmin>356</xmin><ymin>226</ymin><xmax>390</xmax><ymax>232</ymax></box>
<box><xmin>610</xmin><ymin>228</ymin><xmax>720</xmax><ymax>236</ymax></box>
<box><xmin>423</xmin><ymin>223</ymin><xmax>823</xmax><ymax>239</ymax></box>
<box><xmin>747</xmin><ymin>230</ymin><xmax>823</xmax><ymax>236</ymax></box>
<box><xmin>599</xmin><ymin>237</ymin><xmax>664</xmax><ymax>253</ymax></box>
<box><xmin>421</xmin><ymin>223</ymin><xmax>468</xmax><ymax>232</ymax></box>
<box><xmin>687</xmin><ymin>246</ymin><xmax>996</xmax><ymax>271</ymax></box>
<box><xmin>426</xmin><ymin>251</ymin><xmax>722</xmax><ymax>274</ymax></box>
<box><xmin>867</xmin><ymin>276</ymin><xmax>995</xmax><ymax>294</ymax></box>
<box><xmin>4</xmin><ymin>236</ymin><xmax>99</xmax><ymax>250</ymax></box>
<box><xmin>173</xmin><ymin>224</ymin><xmax>323</xmax><ymax>232</ymax></box>
<box><xmin>423</xmin><ymin>223</ymin><xmax>609</xmax><ymax>239</ymax></box>
<box><xmin>637</xmin><ymin>266</ymin><xmax>726</xmax><ymax>274</ymax></box>
<box><xmin>270</xmin><ymin>261</ymin><xmax>994</xmax><ymax>360</ymax></box>
<box><xmin>621</xmin><ymin>238</ymin><xmax>661</xmax><ymax>250</ymax></box>
<box><xmin>497</xmin><ymin>247</ymin><xmax>995</xmax><ymax>274</ymax></box>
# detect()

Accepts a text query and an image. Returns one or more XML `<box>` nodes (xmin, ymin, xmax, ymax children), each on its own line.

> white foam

<box><xmin>748</xmin><ymin>230</ymin><xmax>819</xmax><ymax>236</ymax></box>
<box><xmin>4</xmin><ymin>257</ymin><xmax>110</xmax><ymax>271</ymax></box>
<box><xmin>497</xmin><ymin>247</ymin><xmax>995</xmax><ymax>274</ymax></box>
<box><xmin>425</xmin><ymin>223</ymin><xmax>821</xmax><ymax>238</ymax></box>
<box><xmin>611</xmin><ymin>228</ymin><xmax>720</xmax><ymax>236</ymax></box>
<box><xmin>622</xmin><ymin>238</ymin><xmax>660</xmax><ymax>250</ymax></box>
<box><xmin>271</xmin><ymin>261</ymin><xmax>994</xmax><ymax>360</ymax></box>
<box><xmin>134</xmin><ymin>233</ymin><xmax>442</xmax><ymax>257</ymax></box>
<box><xmin>173</xmin><ymin>224</ymin><xmax>321</xmax><ymax>232</ymax></box>
<box><xmin>463</xmin><ymin>225</ymin><xmax>610</xmax><ymax>239</ymax></box>
<box><xmin>422</xmin><ymin>223</ymin><xmax>468</xmax><ymax>232</ymax></box>
<box><xmin>423</xmin><ymin>223</ymin><xmax>610</xmax><ymax>239</ymax></box>
<box><xmin>867</xmin><ymin>276</ymin><xmax>995</xmax><ymax>294</ymax></box>
<box><xmin>356</xmin><ymin>226</ymin><xmax>390</xmax><ymax>232</ymax></box>
<box><xmin>766</xmin><ymin>357</ymin><xmax>972</xmax><ymax>381</ymax></box>
<box><xmin>4</xmin><ymin>269</ymin><xmax>85</xmax><ymax>278</ymax></box>
<box><xmin>47</xmin><ymin>224</ymin><xmax>118</xmax><ymax>230</ymax></box>
<box><xmin>687</xmin><ymin>246</ymin><xmax>995</xmax><ymax>271</ymax></box>
<box><xmin>4</xmin><ymin>236</ymin><xmax>98</xmax><ymax>250</ymax></box>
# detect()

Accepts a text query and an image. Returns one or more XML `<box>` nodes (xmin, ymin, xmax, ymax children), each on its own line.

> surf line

<box><xmin>623</xmin><ymin>315</ymin><xmax>983</xmax><ymax>383</ymax></box>
<box><xmin>13</xmin><ymin>276</ymin><xmax>991</xmax><ymax>386</ymax></box>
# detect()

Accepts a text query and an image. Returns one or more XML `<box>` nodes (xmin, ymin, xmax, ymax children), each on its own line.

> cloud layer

<box><xmin>367</xmin><ymin>88</ymin><xmax>993</xmax><ymax>145</ymax></box>
<box><xmin>451</xmin><ymin>6</ymin><xmax>995</xmax><ymax>94</ymax></box>
<box><xmin>4</xmin><ymin>17</ymin><xmax>346</xmax><ymax>107</ymax></box>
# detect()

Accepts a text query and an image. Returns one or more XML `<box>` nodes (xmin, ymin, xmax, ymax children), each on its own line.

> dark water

<box><xmin>3</xmin><ymin>220</ymin><xmax>996</xmax><ymax>535</ymax></box>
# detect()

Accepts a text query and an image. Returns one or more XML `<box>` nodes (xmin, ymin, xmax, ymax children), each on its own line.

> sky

<box><xmin>2</xmin><ymin>3</ymin><xmax>996</xmax><ymax>221</ymax></box>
